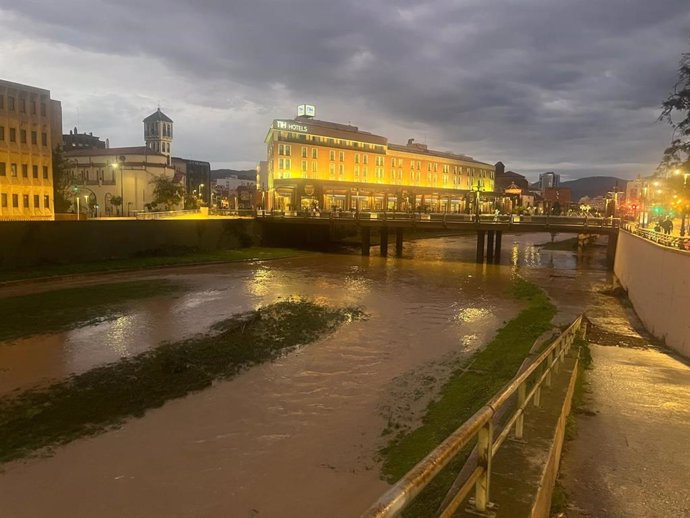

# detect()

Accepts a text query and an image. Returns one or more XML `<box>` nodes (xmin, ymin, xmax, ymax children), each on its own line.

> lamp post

<box><xmin>472</xmin><ymin>180</ymin><xmax>483</xmax><ymax>222</ymax></box>
<box><xmin>675</xmin><ymin>169</ymin><xmax>689</xmax><ymax>237</ymax></box>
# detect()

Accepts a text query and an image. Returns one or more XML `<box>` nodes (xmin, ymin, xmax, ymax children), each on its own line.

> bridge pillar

<box><xmin>361</xmin><ymin>227</ymin><xmax>371</xmax><ymax>256</ymax></box>
<box><xmin>395</xmin><ymin>228</ymin><xmax>404</xmax><ymax>257</ymax></box>
<box><xmin>476</xmin><ymin>230</ymin><xmax>486</xmax><ymax>263</ymax></box>
<box><xmin>494</xmin><ymin>231</ymin><xmax>502</xmax><ymax>263</ymax></box>
<box><xmin>606</xmin><ymin>232</ymin><xmax>618</xmax><ymax>269</ymax></box>
<box><xmin>380</xmin><ymin>227</ymin><xmax>389</xmax><ymax>257</ymax></box>
<box><xmin>486</xmin><ymin>230</ymin><xmax>495</xmax><ymax>262</ymax></box>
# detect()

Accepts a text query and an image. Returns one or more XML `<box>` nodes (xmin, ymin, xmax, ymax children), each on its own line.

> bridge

<box><xmin>257</xmin><ymin>212</ymin><xmax>620</xmax><ymax>264</ymax></box>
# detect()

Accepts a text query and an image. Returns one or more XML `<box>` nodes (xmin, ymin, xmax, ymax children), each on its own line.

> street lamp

<box><xmin>471</xmin><ymin>180</ymin><xmax>483</xmax><ymax>222</ymax></box>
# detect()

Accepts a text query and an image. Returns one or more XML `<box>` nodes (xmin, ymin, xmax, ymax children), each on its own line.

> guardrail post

<box><xmin>474</xmin><ymin>420</ymin><xmax>494</xmax><ymax>514</ymax></box>
<box><xmin>515</xmin><ymin>383</ymin><xmax>526</xmax><ymax>439</ymax></box>
<box><xmin>545</xmin><ymin>352</ymin><xmax>553</xmax><ymax>388</ymax></box>
<box><xmin>533</xmin><ymin>382</ymin><xmax>541</xmax><ymax>407</ymax></box>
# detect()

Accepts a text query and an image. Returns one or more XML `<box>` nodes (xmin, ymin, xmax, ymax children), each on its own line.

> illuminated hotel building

<box><xmin>0</xmin><ymin>79</ymin><xmax>62</xmax><ymax>221</ymax></box>
<box><xmin>263</xmin><ymin>108</ymin><xmax>495</xmax><ymax>212</ymax></box>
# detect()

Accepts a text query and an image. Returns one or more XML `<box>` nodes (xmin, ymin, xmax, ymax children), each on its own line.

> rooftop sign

<box><xmin>275</xmin><ymin>120</ymin><xmax>309</xmax><ymax>133</ymax></box>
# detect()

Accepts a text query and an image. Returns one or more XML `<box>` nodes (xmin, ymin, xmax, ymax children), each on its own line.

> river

<box><xmin>0</xmin><ymin>233</ymin><xmax>612</xmax><ymax>517</ymax></box>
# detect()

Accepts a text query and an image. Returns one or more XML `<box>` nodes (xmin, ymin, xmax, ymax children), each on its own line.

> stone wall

<box><xmin>0</xmin><ymin>219</ymin><xmax>260</xmax><ymax>269</ymax></box>
<box><xmin>614</xmin><ymin>229</ymin><xmax>690</xmax><ymax>357</ymax></box>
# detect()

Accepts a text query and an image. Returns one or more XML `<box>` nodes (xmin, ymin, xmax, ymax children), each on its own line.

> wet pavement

<box><xmin>560</xmin><ymin>313</ymin><xmax>690</xmax><ymax>517</ymax></box>
<box><xmin>0</xmin><ymin>233</ymin><xmax>615</xmax><ymax>517</ymax></box>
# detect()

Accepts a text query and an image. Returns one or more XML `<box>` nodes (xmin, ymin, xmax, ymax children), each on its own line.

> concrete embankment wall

<box><xmin>614</xmin><ymin>229</ymin><xmax>690</xmax><ymax>357</ymax></box>
<box><xmin>0</xmin><ymin>219</ymin><xmax>261</xmax><ymax>269</ymax></box>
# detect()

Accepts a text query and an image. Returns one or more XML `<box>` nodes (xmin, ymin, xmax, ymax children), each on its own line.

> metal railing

<box><xmin>257</xmin><ymin>211</ymin><xmax>620</xmax><ymax>228</ymax></box>
<box><xmin>624</xmin><ymin>223</ymin><xmax>690</xmax><ymax>251</ymax></box>
<box><xmin>134</xmin><ymin>209</ymin><xmax>200</xmax><ymax>220</ymax></box>
<box><xmin>362</xmin><ymin>315</ymin><xmax>585</xmax><ymax>518</ymax></box>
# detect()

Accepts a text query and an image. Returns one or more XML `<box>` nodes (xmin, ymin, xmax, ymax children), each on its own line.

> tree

<box><xmin>659</xmin><ymin>49</ymin><xmax>690</xmax><ymax>172</ymax></box>
<box><xmin>110</xmin><ymin>195</ymin><xmax>123</xmax><ymax>216</ymax></box>
<box><xmin>52</xmin><ymin>146</ymin><xmax>73</xmax><ymax>212</ymax></box>
<box><xmin>149</xmin><ymin>176</ymin><xmax>184</xmax><ymax>211</ymax></box>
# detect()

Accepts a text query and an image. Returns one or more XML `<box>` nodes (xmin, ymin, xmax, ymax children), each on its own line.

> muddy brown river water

<box><xmin>0</xmin><ymin>233</ymin><xmax>613</xmax><ymax>517</ymax></box>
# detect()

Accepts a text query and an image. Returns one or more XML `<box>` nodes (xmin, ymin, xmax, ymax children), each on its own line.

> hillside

<box><xmin>530</xmin><ymin>176</ymin><xmax>627</xmax><ymax>199</ymax></box>
<box><xmin>561</xmin><ymin>176</ymin><xmax>627</xmax><ymax>200</ymax></box>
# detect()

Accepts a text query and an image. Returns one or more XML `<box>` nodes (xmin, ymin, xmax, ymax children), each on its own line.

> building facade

<box><xmin>263</xmin><ymin>114</ymin><xmax>495</xmax><ymax>213</ymax></box>
<box><xmin>172</xmin><ymin>157</ymin><xmax>211</xmax><ymax>205</ymax></box>
<box><xmin>65</xmin><ymin>146</ymin><xmax>176</xmax><ymax>216</ymax></box>
<box><xmin>0</xmin><ymin>79</ymin><xmax>61</xmax><ymax>221</ymax></box>
<box><xmin>63</xmin><ymin>127</ymin><xmax>107</xmax><ymax>151</ymax></box>
<box><xmin>539</xmin><ymin>171</ymin><xmax>560</xmax><ymax>192</ymax></box>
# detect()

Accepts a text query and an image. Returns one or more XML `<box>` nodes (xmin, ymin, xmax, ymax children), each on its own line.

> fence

<box><xmin>623</xmin><ymin>224</ymin><xmax>690</xmax><ymax>251</ymax></box>
<box><xmin>362</xmin><ymin>315</ymin><xmax>585</xmax><ymax>518</ymax></box>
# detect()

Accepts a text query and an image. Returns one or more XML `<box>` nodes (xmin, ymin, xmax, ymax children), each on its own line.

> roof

<box><xmin>65</xmin><ymin>146</ymin><xmax>165</xmax><ymax>158</ymax></box>
<box><xmin>267</xmin><ymin>118</ymin><xmax>388</xmax><ymax>145</ymax></box>
<box><xmin>143</xmin><ymin>108</ymin><xmax>173</xmax><ymax>123</ymax></box>
<box><xmin>387</xmin><ymin>142</ymin><xmax>492</xmax><ymax>166</ymax></box>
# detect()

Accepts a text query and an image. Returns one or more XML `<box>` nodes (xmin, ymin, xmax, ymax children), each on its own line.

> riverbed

<box><xmin>0</xmin><ymin>233</ymin><xmax>612</xmax><ymax>517</ymax></box>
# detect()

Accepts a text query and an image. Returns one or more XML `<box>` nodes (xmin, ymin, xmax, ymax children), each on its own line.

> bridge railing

<box><xmin>623</xmin><ymin>223</ymin><xmax>690</xmax><ymax>251</ymax></box>
<box><xmin>257</xmin><ymin>210</ymin><xmax>620</xmax><ymax>228</ymax></box>
<box><xmin>134</xmin><ymin>209</ymin><xmax>200</xmax><ymax>220</ymax></box>
<box><xmin>361</xmin><ymin>315</ymin><xmax>585</xmax><ymax>518</ymax></box>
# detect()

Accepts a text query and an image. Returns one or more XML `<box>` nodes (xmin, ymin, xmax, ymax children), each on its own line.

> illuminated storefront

<box><xmin>263</xmin><ymin>108</ymin><xmax>495</xmax><ymax>213</ymax></box>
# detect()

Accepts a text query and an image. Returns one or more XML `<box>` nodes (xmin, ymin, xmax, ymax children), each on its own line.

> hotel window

<box><xmin>338</xmin><ymin>140</ymin><xmax>344</xmax><ymax>146</ymax></box>
<box><xmin>427</xmin><ymin>163</ymin><xmax>431</xmax><ymax>172</ymax></box>
<box><xmin>354</xmin><ymin>165</ymin><xmax>360</xmax><ymax>177</ymax></box>
<box><xmin>19</xmin><ymin>98</ymin><xmax>26</xmax><ymax>113</ymax></box>
<box><xmin>12</xmin><ymin>194</ymin><xmax>18</xmax><ymax>208</ymax></box>
<box><xmin>0</xmin><ymin>126</ymin><xmax>3</xmax><ymax>140</ymax></box>
<box><xmin>22</xmin><ymin>164</ymin><xmax>28</xmax><ymax>177</ymax></box>
<box><xmin>11</xmin><ymin>163</ymin><xmax>17</xmax><ymax>177</ymax></box>
<box><xmin>33</xmin><ymin>194</ymin><xmax>39</xmax><ymax>208</ymax></box>
<box><xmin>311</xmin><ymin>148</ymin><xmax>318</xmax><ymax>159</ymax></box>
<box><xmin>31</xmin><ymin>100</ymin><xmax>36</xmax><ymax>115</ymax></box>
<box><xmin>31</xmin><ymin>131</ymin><xmax>37</xmax><ymax>145</ymax></box>
<box><xmin>339</xmin><ymin>151</ymin><xmax>344</xmax><ymax>162</ymax></box>
<box><xmin>329</xmin><ymin>150</ymin><xmax>335</xmax><ymax>161</ymax></box>
<box><xmin>443</xmin><ymin>174</ymin><xmax>448</xmax><ymax>185</ymax></box>
<box><xmin>434</xmin><ymin>163</ymin><xmax>438</xmax><ymax>172</ymax></box>
<box><xmin>443</xmin><ymin>164</ymin><xmax>449</xmax><ymax>173</ymax></box>
<box><xmin>32</xmin><ymin>165</ymin><xmax>38</xmax><ymax>178</ymax></box>
<box><xmin>279</xmin><ymin>158</ymin><xmax>284</xmax><ymax>170</ymax></box>
<box><xmin>0</xmin><ymin>163</ymin><xmax>4</xmax><ymax>176</ymax></box>
<box><xmin>363</xmin><ymin>155</ymin><xmax>369</xmax><ymax>165</ymax></box>
<box><xmin>44</xmin><ymin>195</ymin><xmax>50</xmax><ymax>208</ymax></box>
<box><xmin>329</xmin><ymin>163</ymin><xmax>335</xmax><ymax>177</ymax></box>
<box><xmin>42</xmin><ymin>132</ymin><xmax>47</xmax><ymax>146</ymax></box>
<box><xmin>311</xmin><ymin>161</ymin><xmax>318</xmax><ymax>173</ymax></box>
<box><xmin>301</xmin><ymin>159</ymin><xmax>307</xmax><ymax>173</ymax></box>
<box><xmin>43</xmin><ymin>166</ymin><xmax>48</xmax><ymax>179</ymax></box>
<box><xmin>328</xmin><ymin>138</ymin><xmax>334</xmax><ymax>145</ymax></box>
<box><xmin>354</xmin><ymin>153</ymin><xmax>360</xmax><ymax>164</ymax></box>
<box><xmin>9</xmin><ymin>128</ymin><xmax>16</xmax><ymax>141</ymax></box>
<box><xmin>0</xmin><ymin>95</ymin><xmax>3</xmax><ymax>109</ymax></box>
<box><xmin>1</xmin><ymin>193</ymin><xmax>6</xmax><ymax>207</ymax></box>
<box><xmin>398</xmin><ymin>169</ymin><xmax>403</xmax><ymax>180</ymax></box>
<box><xmin>20</xmin><ymin>129</ymin><xmax>27</xmax><ymax>144</ymax></box>
<box><xmin>301</xmin><ymin>147</ymin><xmax>307</xmax><ymax>158</ymax></box>
<box><xmin>23</xmin><ymin>194</ymin><xmax>29</xmax><ymax>207</ymax></box>
<box><xmin>338</xmin><ymin>164</ymin><xmax>344</xmax><ymax>176</ymax></box>
<box><xmin>8</xmin><ymin>96</ymin><xmax>15</xmax><ymax>111</ymax></box>
<box><xmin>41</xmin><ymin>102</ymin><xmax>47</xmax><ymax>116</ymax></box>
<box><xmin>363</xmin><ymin>166</ymin><xmax>368</xmax><ymax>178</ymax></box>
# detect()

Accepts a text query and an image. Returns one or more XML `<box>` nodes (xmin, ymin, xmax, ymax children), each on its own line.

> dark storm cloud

<box><xmin>1</xmin><ymin>0</ymin><xmax>689</xmax><ymax>177</ymax></box>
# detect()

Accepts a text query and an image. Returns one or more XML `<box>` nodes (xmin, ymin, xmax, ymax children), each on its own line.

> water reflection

<box><xmin>0</xmin><ymin>232</ymin><xmax>608</xmax><ymax>395</ymax></box>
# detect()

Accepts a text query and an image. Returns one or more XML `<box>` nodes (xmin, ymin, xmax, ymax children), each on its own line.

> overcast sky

<box><xmin>1</xmin><ymin>0</ymin><xmax>688</xmax><ymax>180</ymax></box>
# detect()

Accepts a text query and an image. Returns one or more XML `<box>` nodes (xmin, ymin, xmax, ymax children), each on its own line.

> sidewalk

<box><xmin>559</xmin><ymin>317</ymin><xmax>690</xmax><ymax>517</ymax></box>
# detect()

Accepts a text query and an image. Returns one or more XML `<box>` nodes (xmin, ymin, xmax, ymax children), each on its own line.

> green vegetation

<box><xmin>0</xmin><ymin>280</ymin><xmax>182</xmax><ymax>342</ymax></box>
<box><xmin>0</xmin><ymin>247</ymin><xmax>306</xmax><ymax>283</ymax></box>
<box><xmin>380</xmin><ymin>277</ymin><xmax>556</xmax><ymax>516</ymax></box>
<box><xmin>0</xmin><ymin>300</ymin><xmax>364</xmax><ymax>463</ymax></box>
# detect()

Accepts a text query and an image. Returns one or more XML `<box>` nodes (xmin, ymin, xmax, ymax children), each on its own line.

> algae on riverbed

<box><xmin>0</xmin><ymin>299</ymin><xmax>364</xmax><ymax>463</ymax></box>
<box><xmin>379</xmin><ymin>277</ymin><xmax>556</xmax><ymax>516</ymax></box>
